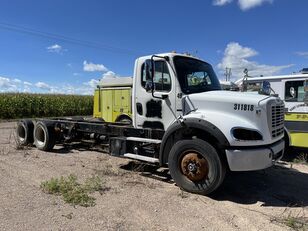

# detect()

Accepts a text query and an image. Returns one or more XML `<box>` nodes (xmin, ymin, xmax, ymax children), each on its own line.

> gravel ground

<box><xmin>0</xmin><ymin>122</ymin><xmax>307</xmax><ymax>231</ymax></box>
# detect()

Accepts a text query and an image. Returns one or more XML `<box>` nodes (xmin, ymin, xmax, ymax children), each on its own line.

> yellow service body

<box><xmin>93</xmin><ymin>77</ymin><xmax>133</xmax><ymax>122</ymax></box>
<box><xmin>285</xmin><ymin>113</ymin><xmax>308</xmax><ymax>148</ymax></box>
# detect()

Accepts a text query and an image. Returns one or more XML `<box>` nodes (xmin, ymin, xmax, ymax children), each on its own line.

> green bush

<box><xmin>0</xmin><ymin>93</ymin><xmax>93</xmax><ymax>119</ymax></box>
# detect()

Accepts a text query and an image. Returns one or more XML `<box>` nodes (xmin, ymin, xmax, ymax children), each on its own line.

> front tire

<box><xmin>168</xmin><ymin>139</ymin><xmax>226</xmax><ymax>195</ymax></box>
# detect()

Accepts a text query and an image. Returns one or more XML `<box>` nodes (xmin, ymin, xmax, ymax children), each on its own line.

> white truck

<box><xmin>16</xmin><ymin>52</ymin><xmax>285</xmax><ymax>195</ymax></box>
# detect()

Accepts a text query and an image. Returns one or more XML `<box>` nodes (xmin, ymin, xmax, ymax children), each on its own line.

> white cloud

<box><xmin>0</xmin><ymin>76</ymin><xmax>100</xmax><ymax>95</ymax></box>
<box><xmin>217</xmin><ymin>42</ymin><xmax>293</xmax><ymax>79</ymax></box>
<box><xmin>83</xmin><ymin>79</ymin><xmax>99</xmax><ymax>88</ymax></box>
<box><xmin>295</xmin><ymin>51</ymin><xmax>308</xmax><ymax>58</ymax></box>
<box><xmin>0</xmin><ymin>77</ymin><xmax>13</xmax><ymax>88</ymax></box>
<box><xmin>83</xmin><ymin>61</ymin><xmax>108</xmax><ymax>72</ymax></box>
<box><xmin>102</xmin><ymin>71</ymin><xmax>117</xmax><ymax>79</ymax></box>
<box><xmin>47</xmin><ymin>44</ymin><xmax>64</xmax><ymax>53</ymax></box>
<box><xmin>13</xmin><ymin>78</ymin><xmax>22</xmax><ymax>84</ymax></box>
<box><xmin>0</xmin><ymin>76</ymin><xmax>27</xmax><ymax>92</ymax></box>
<box><xmin>35</xmin><ymin>81</ymin><xmax>51</xmax><ymax>90</ymax></box>
<box><xmin>24</xmin><ymin>81</ymin><xmax>32</xmax><ymax>86</ymax></box>
<box><xmin>213</xmin><ymin>0</ymin><xmax>233</xmax><ymax>6</ymax></box>
<box><xmin>0</xmin><ymin>68</ymin><xmax>121</xmax><ymax>95</ymax></box>
<box><xmin>238</xmin><ymin>0</ymin><xmax>272</xmax><ymax>11</ymax></box>
<box><xmin>214</xmin><ymin>0</ymin><xmax>273</xmax><ymax>10</ymax></box>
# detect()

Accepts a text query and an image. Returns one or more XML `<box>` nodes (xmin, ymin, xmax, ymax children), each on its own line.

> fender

<box><xmin>159</xmin><ymin>117</ymin><xmax>230</xmax><ymax>165</ymax></box>
<box><xmin>115</xmin><ymin>113</ymin><xmax>132</xmax><ymax>122</ymax></box>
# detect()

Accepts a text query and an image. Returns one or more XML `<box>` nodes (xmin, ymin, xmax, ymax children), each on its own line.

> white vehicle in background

<box><xmin>239</xmin><ymin>73</ymin><xmax>308</xmax><ymax>149</ymax></box>
<box><xmin>219</xmin><ymin>80</ymin><xmax>239</xmax><ymax>91</ymax></box>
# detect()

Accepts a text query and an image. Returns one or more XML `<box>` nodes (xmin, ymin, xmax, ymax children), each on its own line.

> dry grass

<box><xmin>271</xmin><ymin>208</ymin><xmax>308</xmax><ymax>230</ymax></box>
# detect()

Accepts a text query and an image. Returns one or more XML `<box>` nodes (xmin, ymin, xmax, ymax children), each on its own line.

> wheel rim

<box><xmin>35</xmin><ymin>125</ymin><xmax>46</xmax><ymax>146</ymax></box>
<box><xmin>180</xmin><ymin>151</ymin><xmax>209</xmax><ymax>182</ymax></box>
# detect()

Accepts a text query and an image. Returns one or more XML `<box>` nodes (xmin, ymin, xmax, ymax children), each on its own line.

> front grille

<box><xmin>271</xmin><ymin>104</ymin><xmax>284</xmax><ymax>138</ymax></box>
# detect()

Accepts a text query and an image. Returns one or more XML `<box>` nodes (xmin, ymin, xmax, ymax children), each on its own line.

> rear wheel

<box><xmin>168</xmin><ymin>139</ymin><xmax>226</xmax><ymax>195</ymax></box>
<box><xmin>33</xmin><ymin>121</ymin><xmax>56</xmax><ymax>151</ymax></box>
<box><xmin>16</xmin><ymin>120</ymin><xmax>34</xmax><ymax>145</ymax></box>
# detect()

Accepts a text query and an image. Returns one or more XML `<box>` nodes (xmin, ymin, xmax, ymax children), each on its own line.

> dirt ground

<box><xmin>0</xmin><ymin>122</ymin><xmax>307</xmax><ymax>231</ymax></box>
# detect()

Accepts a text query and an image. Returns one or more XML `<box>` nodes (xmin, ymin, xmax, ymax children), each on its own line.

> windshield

<box><xmin>173</xmin><ymin>56</ymin><xmax>221</xmax><ymax>94</ymax></box>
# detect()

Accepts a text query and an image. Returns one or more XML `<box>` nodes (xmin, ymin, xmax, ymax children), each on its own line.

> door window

<box><xmin>285</xmin><ymin>81</ymin><xmax>305</xmax><ymax>102</ymax></box>
<box><xmin>141</xmin><ymin>61</ymin><xmax>171</xmax><ymax>92</ymax></box>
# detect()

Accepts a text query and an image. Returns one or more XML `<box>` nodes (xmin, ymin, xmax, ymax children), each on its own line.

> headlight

<box><xmin>232</xmin><ymin>128</ymin><xmax>263</xmax><ymax>141</ymax></box>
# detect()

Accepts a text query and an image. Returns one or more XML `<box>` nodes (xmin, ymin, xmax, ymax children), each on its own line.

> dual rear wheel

<box><xmin>16</xmin><ymin>120</ymin><xmax>55</xmax><ymax>151</ymax></box>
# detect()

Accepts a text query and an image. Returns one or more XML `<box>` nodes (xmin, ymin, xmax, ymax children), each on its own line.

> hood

<box><xmin>182</xmin><ymin>90</ymin><xmax>279</xmax><ymax>115</ymax></box>
<box><xmin>189</xmin><ymin>90</ymin><xmax>269</xmax><ymax>105</ymax></box>
<box><xmin>182</xmin><ymin>90</ymin><xmax>284</xmax><ymax>146</ymax></box>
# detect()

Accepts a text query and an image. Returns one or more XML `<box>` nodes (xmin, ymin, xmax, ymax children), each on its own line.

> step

<box><xmin>123</xmin><ymin>153</ymin><xmax>159</xmax><ymax>163</ymax></box>
<box><xmin>125</xmin><ymin>137</ymin><xmax>161</xmax><ymax>144</ymax></box>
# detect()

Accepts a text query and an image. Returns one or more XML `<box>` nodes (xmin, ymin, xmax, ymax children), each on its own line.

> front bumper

<box><xmin>225</xmin><ymin>139</ymin><xmax>285</xmax><ymax>171</ymax></box>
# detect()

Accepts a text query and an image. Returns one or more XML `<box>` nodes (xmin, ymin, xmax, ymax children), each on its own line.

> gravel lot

<box><xmin>0</xmin><ymin>121</ymin><xmax>307</xmax><ymax>231</ymax></box>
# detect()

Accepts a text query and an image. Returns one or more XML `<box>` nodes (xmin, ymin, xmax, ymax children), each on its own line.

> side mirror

<box><xmin>304</xmin><ymin>79</ymin><xmax>308</xmax><ymax>92</ymax></box>
<box><xmin>144</xmin><ymin>56</ymin><xmax>168</xmax><ymax>100</ymax></box>
<box><xmin>259</xmin><ymin>80</ymin><xmax>271</xmax><ymax>95</ymax></box>
<box><xmin>241</xmin><ymin>79</ymin><xmax>248</xmax><ymax>92</ymax></box>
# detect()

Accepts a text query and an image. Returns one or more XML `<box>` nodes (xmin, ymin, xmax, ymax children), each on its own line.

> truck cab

<box><xmin>129</xmin><ymin>53</ymin><xmax>285</xmax><ymax>193</ymax></box>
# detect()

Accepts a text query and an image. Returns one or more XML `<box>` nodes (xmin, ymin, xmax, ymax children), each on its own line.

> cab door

<box><xmin>134</xmin><ymin>59</ymin><xmax>177</xmax><ymax>131</ymax></box>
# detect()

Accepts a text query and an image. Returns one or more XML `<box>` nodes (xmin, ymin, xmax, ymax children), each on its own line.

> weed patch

<box><xmin>41</xmin><ymin>174</ymin><xmax>107</xmax><ymax>207</ymax></box>
<box><xmin>293</xmin><ymin>153</ymin><xmax>308</xmax><ymax>165</ymax></box>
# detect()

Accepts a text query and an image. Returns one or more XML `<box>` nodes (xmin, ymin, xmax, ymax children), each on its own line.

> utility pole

<box><xmin>224</xmin><ymin>67</ymin><xmax>232</xmax><ymax>81</ymax></box>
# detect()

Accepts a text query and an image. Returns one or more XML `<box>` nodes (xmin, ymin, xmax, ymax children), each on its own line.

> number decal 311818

<box><xmin>234</xmin><ymin>104</ymin><xmax>254</xmax><ymax>111</ymax></box>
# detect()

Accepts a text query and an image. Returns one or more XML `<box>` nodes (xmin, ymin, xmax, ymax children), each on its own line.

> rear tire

<box><xmin>168</xmin><ymin>139</ymin><xmax>226</xmax><ymax>195</ymax></box>
<box><xmin>16</xmin><ymin>120</ymin><xmax>34</xmax><ymax>145</ymax></box>
<box><xmin>33</xmin><ymin>121</ymin><xmax>56</xmax><ymax>151</ymax></box>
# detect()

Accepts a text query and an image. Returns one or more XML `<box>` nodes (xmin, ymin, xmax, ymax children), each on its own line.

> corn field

<box><xmin>0</xmin><ymin>93</ymin><xmax>93</xmax><ymax>119</ymax></box>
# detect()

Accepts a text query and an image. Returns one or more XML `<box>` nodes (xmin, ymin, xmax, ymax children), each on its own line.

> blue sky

<box><xmin>0</xmin><ymin>0</ymin><xmax>307</xmax><ymax>94</ymax></box>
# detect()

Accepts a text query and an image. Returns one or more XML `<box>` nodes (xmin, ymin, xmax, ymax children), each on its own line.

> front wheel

<box><xmin>168</xmin><ymin>139</ymin><xmax>226</xmax><ymax>195</ymax></box>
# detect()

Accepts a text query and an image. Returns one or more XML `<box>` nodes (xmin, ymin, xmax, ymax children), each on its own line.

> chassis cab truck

<box><xmin>16</xmin><ymin>53</ymin><xmax>285</xmax><ymax>195</ymax></box>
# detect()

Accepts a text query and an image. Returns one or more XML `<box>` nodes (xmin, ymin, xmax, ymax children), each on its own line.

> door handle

<box><xmin>136</xmin><ymin>103</ymin><xmax>143</xmax><ymax>115</ymax></box>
